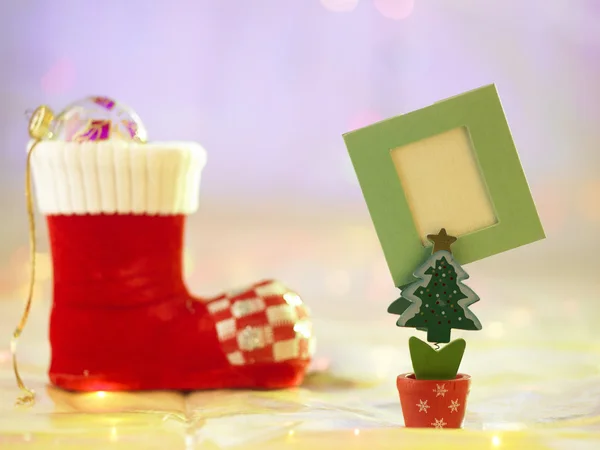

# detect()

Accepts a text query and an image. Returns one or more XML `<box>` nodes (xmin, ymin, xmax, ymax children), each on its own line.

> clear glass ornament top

<box><xmin>28</xmin><ymin>96</ymin><xmax>147</xmax><ymax>143</ymax></box>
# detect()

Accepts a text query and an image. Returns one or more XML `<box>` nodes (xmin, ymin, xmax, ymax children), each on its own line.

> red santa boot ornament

<box><xmin>12</xmin><ymin>97</ymin><xmax>314</xmax><ymax>405</ymax></box>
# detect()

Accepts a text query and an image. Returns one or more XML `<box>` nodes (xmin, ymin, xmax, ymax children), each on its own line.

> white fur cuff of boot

<box><xmin>30</xmin><ymin>140</ymin><xmax>207</xmax><ymax>215</ymax></box>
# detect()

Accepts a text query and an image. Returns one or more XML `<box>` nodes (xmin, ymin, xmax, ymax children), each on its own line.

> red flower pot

<box><xmin>396</xmin><ymin>373</ymin><xmax>471</xmax><ymax>429</ymax></box>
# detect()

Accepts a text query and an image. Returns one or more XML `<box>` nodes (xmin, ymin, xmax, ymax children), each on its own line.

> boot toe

<box><xmin>204</xmin><ymin>279</ymin><xmax>315</xmax><ymax>388</ymax></box>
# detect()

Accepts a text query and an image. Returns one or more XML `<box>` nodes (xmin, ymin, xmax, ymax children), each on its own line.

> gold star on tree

<box><xmin>427</xmin><ymin>228</ymin><xmax>457</xmax><ymax>254</ymax></box>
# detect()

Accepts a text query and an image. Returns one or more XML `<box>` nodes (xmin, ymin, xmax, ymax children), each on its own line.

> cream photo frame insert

<box><xmin>391</xmin><ymin>127</ymin><xmax>498</xmax><ymax>245</ymax></box>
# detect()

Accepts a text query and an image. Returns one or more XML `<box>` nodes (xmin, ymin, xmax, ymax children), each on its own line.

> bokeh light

<box><xmin>578</xmin><ymin>179</ymin><xmax>600</xmax><ymax>222</ymax></box>
<box><xmin>564</xmin><ymin>299</ymin><xmax>580</xmax><ymax>317</ymax></box>
<box><xmin>35</xmin><ymin>252</ymin><xmax>52</xmax><ymax>282</ymax></box>
<box><xmin>348</xmin><ymin>110</ymin><xmax>383</xmax><ymax>131</ymax></box>
<box><xmin>325</xmin><ymin>269</ymin><xmax>351</xmax><ymax>296</ymax></box>
<box><xmin>320</xmin><ymin>0</ymin><xmax>359</xmax><ymax>13</ymax></box>
<box><xmin>509</xmin><ymin>308</ymin><xmax>532</xmax><ymax>327</ymax></box>
<box><xmin>372</xmin><ymin>0</ymin><xmax>415</xmax><ymax>20</ymax></box>
<box><xmin>286</xmin><ymin>429</ymin><xmax>295</xmax><ymax>443</ymax></box>
<box><xmin>486</xmin><ymin>321</ymin><xmax>505</xmax><ymax>339</ymax></box>
<box><xmin>10</xmin><ymin>250</ymin><xmax>52</xmax><ymax>301</ymax></box>
<box><xmin>0</xmin><ymin>350</ymin><xmax>10</xmax><ymax>363</ymax></box>
<box><xmin>533</xmin><ymin>181</ymin><xmax>568</xmax><ymax>235</ymax></box>
<box><xmin>284</xmin><ymin>292</ymin><xmax>303</xmax><ymax>306</ymax></box>
<box><xmin>183</xmin><ymin>247</ymin><xmax>194</xmax><ymax>278</ymax></box>
<box><xmin>41</xmin><ymin>57</ymin><xmax>76</xmax><ymax>95</ymax></box>
<box><xmin>310</xmin><ymin>356</ymin><xmax>331</xmax><ymax>371</ymax></box>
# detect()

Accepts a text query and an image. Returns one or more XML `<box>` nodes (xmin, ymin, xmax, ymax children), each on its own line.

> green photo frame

<box><xmin>344</xmin><ymin>84</ymin><xmax>545</xmax><ymax>288</ymax></box>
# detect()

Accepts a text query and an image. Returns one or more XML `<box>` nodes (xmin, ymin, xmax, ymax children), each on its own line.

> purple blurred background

<box><xmin>0</xmin><ymin>0</ymin><xmax>598</xmax><ymax>331</ymax></box>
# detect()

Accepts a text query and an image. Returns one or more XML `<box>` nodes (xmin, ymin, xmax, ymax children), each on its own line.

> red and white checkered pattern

<box><xmin>203</xmin><ymin>280</ymin><xmax>315</xmax><ymax>366</ymax></box>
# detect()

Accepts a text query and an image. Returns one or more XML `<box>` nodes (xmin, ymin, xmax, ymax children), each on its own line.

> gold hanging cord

<box><xmin>11</xmin><ymin>105</ymin><xmax>55</xmax><ymax>406</ymax></box>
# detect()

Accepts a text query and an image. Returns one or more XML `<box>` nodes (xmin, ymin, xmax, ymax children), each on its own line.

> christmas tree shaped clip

<box><xmin>391</xmin><ymin>229</ymin><xmax>481</xmax><ymax>429</ymax></box>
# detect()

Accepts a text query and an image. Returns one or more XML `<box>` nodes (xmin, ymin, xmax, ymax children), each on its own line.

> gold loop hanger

<box><xmin>11</xmin><ymin>105</ymin><xmax>55</xmax><ymax>406</ymax></box>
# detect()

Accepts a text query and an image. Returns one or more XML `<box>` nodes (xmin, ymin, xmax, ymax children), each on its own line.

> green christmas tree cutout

<box><xmin>390</xmin><ymin>229</ymin><xmax>482</xmax><ymax>343</ymax></box>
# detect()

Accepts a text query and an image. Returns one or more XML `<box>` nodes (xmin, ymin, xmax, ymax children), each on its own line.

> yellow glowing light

<box><xmin>293</xmin><ymin>320</ymin><xmax>312</xmax><ymax>339</ymax></box>
<box><xmin>487</xmin><ymin>321</ymin><xmax>505</xmax><ymax>339</ymax></box>
<box><xmin>509</xmin><ymin>308</ymin><xmax>532</xmax><ymax>327</ymax></box>
<box><xmin>17</xmin><ymin>282</ymin><xmax>43</xmax><ymax>303</ymax></box>
<box><xmin>578</xmin><ymin>179</ymin><xmax>600</xmax><ymax>222</ymax></box>
<box><xmin>96</xmin><ymin>391</ymin><xmax>107</xmax><ymax>398</ymax></box>
<box><xmin>492</xmin><ymin>435</ymin><xmax>501</xmax><ymax>447</ymax></box>
<box><xmin>34</xmin><ymin>252</ymin><xmax>52</xmax><ymax>281</ymax></box>
<box><xmin>286</xmin><ymin>429</ymin><xmax>296</xmax><ymax>442</ymax></box>
<box><xmin>183</xmin><ymin>248</ymin><xmax>194</xmax><ymax>278</ymax></box>
<box><xmin>354</xmin><ymin>429</ymin><xmax>360</xmax><ymax>436</ymax></box>
<box><xmin>110</xmin><ymin>427</ymin><xmax>118</xmax><ymax>442</ymax></box>
<box><xmin>283</xmin><ymin>292</ymin><xmax>303</xmax><ymax>306</ymax></box>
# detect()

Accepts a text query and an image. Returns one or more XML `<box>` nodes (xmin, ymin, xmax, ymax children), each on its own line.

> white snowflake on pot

<box><xmin>416</xmin><ymin>399</ymin><xmax>430</xmax><ymax>413</ymax></box>
<box><xmin>431</xmin><ymin>418</ymin><xmax>446</xmax><ymax>429</ymax></box>
<box><xmin>433</xmin><ymin>383</ymin><xmax>448</xmax><ymax>397</ymax></box>
<box><xmin>448</xmin><ymin>399</ymin><xmax>460</xmax><ymax>413</ymax></box>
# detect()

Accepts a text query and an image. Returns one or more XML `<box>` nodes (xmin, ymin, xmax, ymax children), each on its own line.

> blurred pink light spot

<box><xmin>373</xmin><ymin>0</ymin><xmax>415</xmax><ymax>20</ymax></box>
<box><xmin>348</xmin><ymin>110</ymin><xmax>383</xmax><ymax>131</ymax></box>
<box><xmin>320</xmin><ymin>0</ymin><xmax>359</xmax><ymax>12</ymax></box>
<box><xmin>41</xmin><ymin>57</ymin><xmax>76</xmax><ymax>95</ymax></box>
<box><xmin>310</xmin><ymin>357</ymin><xmax>331</xmax><ymax>371</ymax></box>
<box><xmin>0</xmin><ymin>350</ymin><xmax>10</xmax><ymax>363</ymax></box>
